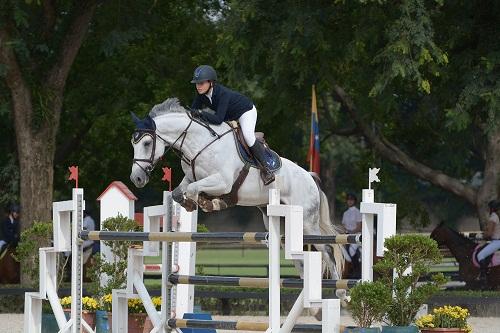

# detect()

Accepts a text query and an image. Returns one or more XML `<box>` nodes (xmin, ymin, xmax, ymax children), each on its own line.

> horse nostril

<box><xmin>136</xmin><ymin>177</ymin><xmax>142</xmax><ymax>183</ymax></box>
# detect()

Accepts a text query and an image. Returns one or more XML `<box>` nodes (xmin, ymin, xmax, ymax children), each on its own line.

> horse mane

<box><xmin>149</xmin><ymin>98</ymin><xmax>185</xmax><ymax>118</ymax></box>
<box><xmin>441</xmin><ymin>224</ymin><xmax>475</xmax><ymax>245</ymax></box>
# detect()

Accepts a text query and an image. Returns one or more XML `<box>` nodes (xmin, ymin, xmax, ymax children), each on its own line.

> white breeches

<box><xmin>348</xmin><ymin>243</ymin><xmax>360</xmax><ymax>257</ymax></box>
<box><xmin>477</xmin><ymin>240</ymin><xmax>500</xmax><ymax>261</ymax></box>
<box><xmin>238</xmin><ymin>106</ymin><xmax>257</xmax><ymax>147</ymax></box>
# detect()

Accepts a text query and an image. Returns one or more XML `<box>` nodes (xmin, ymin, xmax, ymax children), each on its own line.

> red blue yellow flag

<box><xmin>307</xmin><ymin>85</ymin><xmax>320</xmax><ymax>173</ymax></box>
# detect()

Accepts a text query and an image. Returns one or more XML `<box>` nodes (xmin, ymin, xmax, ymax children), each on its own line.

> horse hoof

<box><xmin>172</xmin><ymin>187</ymin><xmax>184</xmax><ymax>203</ymax></box>
<box><xmin>198</xmin><ymin>197</ymin><xmax>213</xmax><ymax>212</ymax></box>
<box><xmin>212</xmin><ymin>199</ymin><xmax>228</xmax><ymax>211</ymax></box>
<box><xmin>182</xmin><ymin>199</ymin><xmax>198</xmax><ymax>212</ymax></box>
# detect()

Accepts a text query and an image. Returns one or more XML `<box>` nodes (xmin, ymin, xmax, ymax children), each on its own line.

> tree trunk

<box><xmin>17</xmin><ymin>130</ymin><xmax>56</xmax><ymax>230</ymax></box>
<box><xmin>321</xmin><ymin>160</ymin><xmax>337</xmax><ymax>223</ymax></box>
<box><xmin>475</xmin><ymin>127</ymin><xmax>500</xmax><ymax>228</ymax></box>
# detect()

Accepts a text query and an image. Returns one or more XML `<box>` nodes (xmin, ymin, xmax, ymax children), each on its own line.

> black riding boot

<box><xmin>249</xmin><ymin>141</ymin><xmax>275</xmax><ymax>185</ymax></box>
<box><xmin>478</xmin><ymin>258</ymin><xmax>489</xmax><ymax>282</ymax></box>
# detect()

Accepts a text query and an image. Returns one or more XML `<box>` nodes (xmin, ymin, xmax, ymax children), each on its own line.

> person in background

<box><xmin>341</xmin><ymin>193</ymin><xmax>362</xmax><ymax>277</ymax></box>
<box><xmin>0</xmin><ymin>204</ymin><xmax>21</xmax><ymax>255</ymax></box>
<box><xmin>477</xmin><ymin>200</ymin><xmax>500</xmax><ymax>280</ymax></box>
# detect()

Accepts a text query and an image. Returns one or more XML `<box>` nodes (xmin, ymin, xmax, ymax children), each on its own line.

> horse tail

<box><xmin>318</xmin><ymin>187</ymin><xmax>345</xmax><ymax>279</ymax></box>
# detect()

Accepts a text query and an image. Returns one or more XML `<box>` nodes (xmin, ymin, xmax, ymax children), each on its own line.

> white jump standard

<box><xmin>24</xmin><ymin>169</ymin><xmax>396</xmax><ymax>333</ymax></box>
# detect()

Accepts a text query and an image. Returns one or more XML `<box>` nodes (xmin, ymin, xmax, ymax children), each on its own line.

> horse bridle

<box><xmin>132</xmin><ymin>110</ymin><xmax>227</xmax><ymax>178</ymax></box>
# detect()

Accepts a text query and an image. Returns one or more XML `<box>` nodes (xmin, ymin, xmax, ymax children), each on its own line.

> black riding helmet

<box><xmin>9</xmin><ymin>204</ymin><xmax>20</xmax><ymax>214</ymax></box>
<box><xmin>346</xmin><ymin>192</ymin><xmax>357</xmax><ymax>202</ymax></box>
<box><xmin>190</xmin><ymin>65</ymin><xmax>217</xmax><ymax>83</ymax></box>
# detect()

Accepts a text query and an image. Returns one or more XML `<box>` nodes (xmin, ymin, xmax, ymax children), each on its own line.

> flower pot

<box><xmin>344</xmin><ymin>327</ymin><xmax>381</xmax><ymax>333</ymax></box>
<box><xmin>95</xmin><ymin>310</ymin><xmax>108</xmax><ymax>333</ymax></box>
<box><xmin>63</xmin><ymin>309</ymin><xmax>96</xmax><ymax>333</ymax></box>
<box><xmin>420</xmin><ymin>329</ymin><xmax>466</xmax><ymax>333</ymax></box>
<box><xmin>41</xmin><ymin>312</ymin><xmax>59</xmax><ymax>333</ymax></box>
<box><xmin>129</xmin><ymin>313</ymin><xmax>147</xmax><ymax>333</ymax></box>
<box><xmin>143</xmin><ymin>316</ymin><xmax>154</xmax><ymax>333</ymax></box>
<box><xmin>381</xmin><ymin>326</ymin><xmax>418</xmax><ymax>333</ymax></box>
<box><xmin>107</xmin><ymin>312</ymin><xmax>149</xmax><ymax>332</ymax></box>
<box><xmin>107</xmin><ymin>312</ymin><xmax>112</xmax><ymax>332</ymax></box>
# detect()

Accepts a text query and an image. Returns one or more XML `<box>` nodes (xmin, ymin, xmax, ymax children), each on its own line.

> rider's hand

<box><xmin>192</xmin><ymin>109</ymin><xmax>204</xmax><ymax>118</ymax></box>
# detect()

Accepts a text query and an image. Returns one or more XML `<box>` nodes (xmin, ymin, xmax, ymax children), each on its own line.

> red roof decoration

<box><xmin>97</xmin><ymin>181</ymin><xmax>138</xmax><ymax>201</ymax></box>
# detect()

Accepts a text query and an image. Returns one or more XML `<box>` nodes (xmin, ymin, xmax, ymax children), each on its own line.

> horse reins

<box><xmin>133</xmin><ymin>111</ymin><xmax>234</xmax><ymax>180</ymax></box>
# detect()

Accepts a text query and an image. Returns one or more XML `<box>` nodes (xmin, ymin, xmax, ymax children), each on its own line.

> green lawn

<box><xmin>143</xmin><ymin>248</ymin><xmax>460</xmax><ymax>289</ymax></box>
<box><xmin>144</xmin><ymin>248</ymin><xmax>299</xmax><ymax>277</ymax></box>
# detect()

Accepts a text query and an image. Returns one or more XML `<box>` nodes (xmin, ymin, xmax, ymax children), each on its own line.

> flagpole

<box><xmin>310</xmin><ymin>84</ymin><xmax>316</xmax><ymax>172</ymax></box>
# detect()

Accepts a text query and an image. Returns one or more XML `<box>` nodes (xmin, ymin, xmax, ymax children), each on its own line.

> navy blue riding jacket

<box><xmin>1</xmin><ymin>217</ymin><xmax>20</xmax><ymax>246</ymax></box>
<box><xmin>191</xmin><ymin>84</ymin><xmax>254</xmax><ymax>124</ymax></box>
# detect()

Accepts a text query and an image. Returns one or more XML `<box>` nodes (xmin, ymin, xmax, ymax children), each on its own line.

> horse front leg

<box><xmin>185</xmin><ymin>173</ymin><xmax>231</xmax><ymax>212</ymax></box>
<box><xmin>172</xmin><ymin>176</ymin><xmax>197</xmax><ymax>212</ymax></box>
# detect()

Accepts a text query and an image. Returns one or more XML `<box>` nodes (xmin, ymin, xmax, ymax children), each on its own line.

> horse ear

<box><xmin>130</xmin><ymin>112</ymin><xmax>141</xmax><ymax>126</ymax></box>
<box><xmin>145</xmin><ymin>116</ymin><xmax>156</xmax><ymax>130</ymax></box>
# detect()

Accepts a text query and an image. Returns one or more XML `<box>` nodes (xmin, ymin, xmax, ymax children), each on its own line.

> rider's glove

<box><xmin>192</xmin><ymin>109</ymin><xmax>204</xmax><ymax>118</ymax></box>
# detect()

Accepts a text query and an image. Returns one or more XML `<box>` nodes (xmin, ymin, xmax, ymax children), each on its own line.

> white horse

<box><xmin>130</xmin><ymin>98</ymin><xmax>345</xmax><ymax>284</ymax></box>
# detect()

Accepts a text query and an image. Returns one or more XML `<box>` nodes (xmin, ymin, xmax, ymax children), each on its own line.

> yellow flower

<box><xmin>416</xmin><ymin>305</ymin><xmax>470</xmax><ymax>330</ymax></box>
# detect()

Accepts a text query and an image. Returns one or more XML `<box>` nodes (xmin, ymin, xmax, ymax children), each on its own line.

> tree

<box><xmin>0</xmin><ymin>1</ymin><xmax>99</xmax><ymax>229</ymax></box>
<box><xmin>217</xmin><ymin>0</ymin><xmax>500</xmax><ymax>228</ymax></box>
<box><xmin>1</xmin><ymin>0</ymin><xmax>221</xmax><ymax>230</ymax></box>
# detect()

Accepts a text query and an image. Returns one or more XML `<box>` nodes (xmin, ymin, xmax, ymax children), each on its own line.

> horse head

<box><xmin>130</xmin><ymin>98</ymin><xmax>197</xmax><ymax>188</ymax></box>
<box><xmin>430</xmin><ymin>221</ymin><xmax>448</xmax><ymax>246</ymax></box>
<box><xmin>130</xmin><ymin>112</ymin><xmax>166</xmax><ymax>188</ymax></box>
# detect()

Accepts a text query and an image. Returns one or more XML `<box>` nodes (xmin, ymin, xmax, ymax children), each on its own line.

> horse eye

<box><xmin>144</xmin><ymin>141</ymin><xmax>151</xmax><ymax>147</ymax></box>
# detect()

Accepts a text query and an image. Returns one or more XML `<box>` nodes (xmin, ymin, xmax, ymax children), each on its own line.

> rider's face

<box><xmin>196</xmin><ymin>81</ymin><xmax>211</xmax><ymax>94</ymax></box>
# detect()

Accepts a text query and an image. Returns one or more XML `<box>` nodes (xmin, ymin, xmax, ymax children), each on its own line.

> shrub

<box><xmin>349</xmin><ymin>281</ymin><xmax>392</xmax><ymax>328</ymax></box>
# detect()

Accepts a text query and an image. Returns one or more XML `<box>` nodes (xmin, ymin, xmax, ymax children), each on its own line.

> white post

<box><xmin>162</xmin><ymin>192</ymin><xmax>173</xmax><ymax>332</ymax></box>
<box><xmin>322</xmin><ymin>299</ymin><xmax>340</xmax><ymax>333</ymax></box>
<box><xmin>71</xmin><ymin>188</ymin><xmax>85</xmax><ymax>333</ymax></box>
<box><xmin>361</xmin><ymin>189</ymin><xmax>375</xmax><ymax>282</ymax></box>
<box><xmin>112</xmin><ymin>289</ymin><xmax>129</xmax><ymax>332</ymax></box>
<box><xmin>172</xmin><ymin>199</ymin><xmax>198</xmax><ymax>318</ymax></box>
<box><xmin>24</xmin><ymin>293</ymin><xmax>43</xmax><ymax>333</ymax></box>
<box><xmin>303</xmin><ymin>251</ymin><xmax>322</xmax><ymax>308</ymax></box>
<box><xmin>267</xmin><ymin>188</ymin><xmax>281</xmax><ymax>333</ymax></box>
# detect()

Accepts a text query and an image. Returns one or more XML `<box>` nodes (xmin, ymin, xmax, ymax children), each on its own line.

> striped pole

<box><xmin>167</xmin><ymin>318</ymin><xmax>330</xmax><ymax>332</ymax></box>
<box><xmin>168</xmin><ymin>274</ymin><xmax>359</xmax><ymax>290</ymax></box>
<box><xmin>80</xmin><ymin>231</ymin><xmax>361</xmax><ymax>244</ymax></box>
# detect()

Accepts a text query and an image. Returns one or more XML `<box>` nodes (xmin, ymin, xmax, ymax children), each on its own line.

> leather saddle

<box><xmin>227</xmin><ymin>121</ymin><xmax>282</xmax><ymax>172</ymax></box>
<box><xmin>473</xmin><ymin>244</ymin><xmax>500</xmax><ymax>268</ymax></box>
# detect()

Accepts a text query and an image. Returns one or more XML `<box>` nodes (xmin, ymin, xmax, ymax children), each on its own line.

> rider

<box><xmin>189</xmin><ymin>65</ymin><xmax>274</xmax><ymax>185</ymax></box>
<box><xmin>477</xmin><ymin>200</ymin><xmax>500</xmax><ymax>280</ymax></box>
<box><xmin>341</xmin><ymin>193</ymin><xmax>362</xmax><ymax>276</ymax></box>
<box><xmin>0</xmin><ymin>204</ymin><xmax>21</xmax><ymax>255</ymax></box>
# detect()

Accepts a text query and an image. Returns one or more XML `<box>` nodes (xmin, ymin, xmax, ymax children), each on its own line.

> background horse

<box><xmin>130</xmin><ymin>98</ymin><xmax>345</xmax><ymax>284</ymax></box>
<box><xmin>431</xmin><ymin>223</ymin><xmax>500</xmax><ymax>290</ymax></box>
<box><xmin>0</xmin><ymin>246</ymin><xmax>20</xmax><ymax>284</ymax></box>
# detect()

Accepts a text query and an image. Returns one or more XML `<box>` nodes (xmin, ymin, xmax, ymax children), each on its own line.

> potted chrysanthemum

<box><xmin>60</xmin><ymin>296</ymin><xmax>98</xmax><ymax>331</ymax></box>
<box><xmin>416</xmin><ymin>305</ymin><xmax>472</xmax><ymax>333</ymax></box>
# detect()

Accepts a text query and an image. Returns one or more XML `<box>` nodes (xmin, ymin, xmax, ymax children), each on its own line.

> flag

<box><xmin>68</xmin><ymin>165</ymin><xmax>79</xmax><ymax>188</ymax></box>
<box><xmin>368</xmin><ymin>167</ymin><xmax>380</xmax><ymax>189</ymax></box>
<box><xmin>162</xmin><ymin>166</ymin><xmax>172</xmax><ymax>191</ymax></box>
<box><xmin>307</xmin><ymin>85</ymin><xmax>320</xmax><ymax>173</ymax></box>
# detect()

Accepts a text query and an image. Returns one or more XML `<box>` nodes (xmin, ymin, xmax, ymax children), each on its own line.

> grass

<box><xmin>144</xmin><ymin>248</ymin><xmax>299</xmax><ymax>276</ymax></box>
